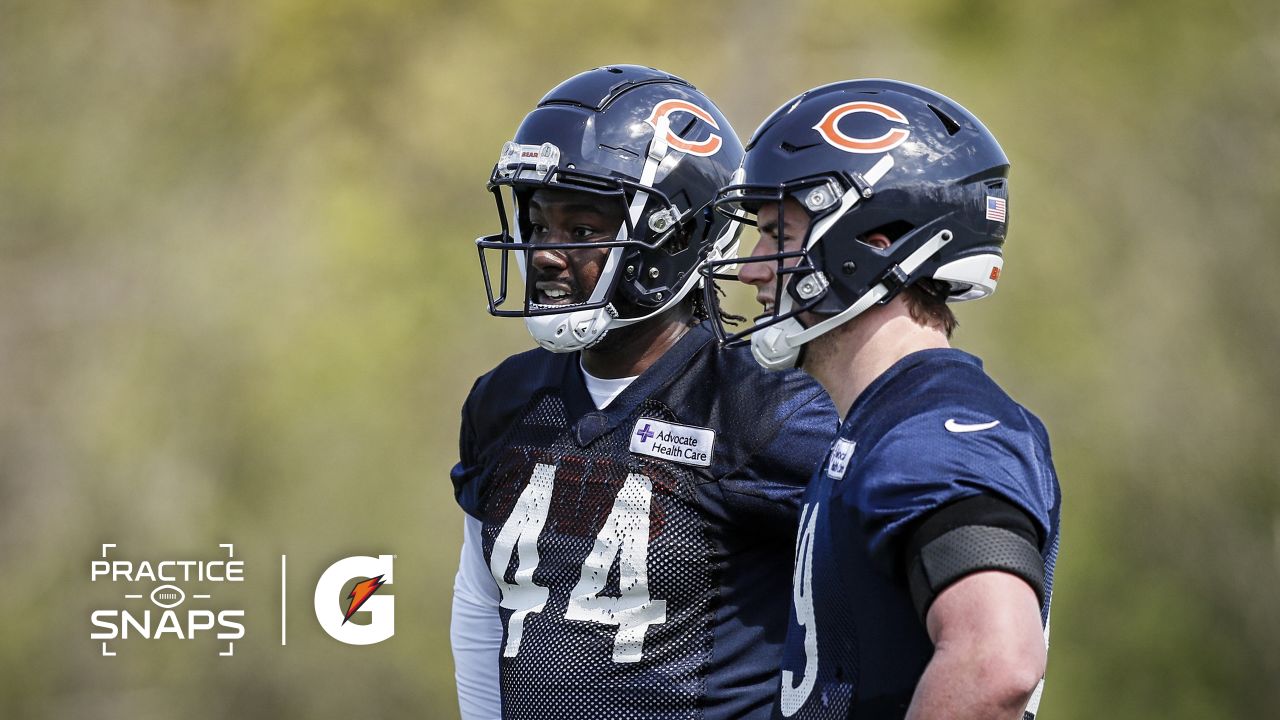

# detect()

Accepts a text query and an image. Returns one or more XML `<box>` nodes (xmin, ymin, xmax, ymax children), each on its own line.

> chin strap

<box><xmin>525</xmin><ymin>303</ymin><xmax>619</xmax><ymax>352</ymax></box>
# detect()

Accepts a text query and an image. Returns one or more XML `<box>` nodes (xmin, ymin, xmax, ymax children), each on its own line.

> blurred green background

<box><xmin>3</xmin><ymin>0</ymin><xmax>1278</xmax><ymax>718</ymax></box>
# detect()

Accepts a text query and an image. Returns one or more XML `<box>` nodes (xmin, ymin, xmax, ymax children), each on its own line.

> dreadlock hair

<box><xmin>667</xmin><ymin>219</ymin><xmax>745</xmax><ymax>327</ymax></box>
<box><xmin>689</xmin><ymin>279</ymin><xmax>746</xmax><ymax>326</ymax></box>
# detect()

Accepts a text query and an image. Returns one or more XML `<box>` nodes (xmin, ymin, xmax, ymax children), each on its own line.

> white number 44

<box><xmin>490</xmin><ymin>463</ymin><xmax>667</xmax><ymax>663</ymax></box>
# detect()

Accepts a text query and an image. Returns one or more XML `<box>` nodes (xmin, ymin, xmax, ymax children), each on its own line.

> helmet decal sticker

<box><xmin>813</xmin><ymin>101</ymin><xmax>911</xmax><ymax>154</ymax></box>
<box><xmin>985</xmin><ymin>195</ymin><xmax>1007</xmax><ymax>223</ymax></box>
<box><xmin>646</xmin><ymin>99</ymin><xmax>723</xmax><ymax>157</ymax></box>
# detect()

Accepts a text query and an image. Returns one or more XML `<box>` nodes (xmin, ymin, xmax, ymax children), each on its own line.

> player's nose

<box><xmin>529</xmin><ymin>243</ymin><xmax>568</xmax><ymax>273</ymax></box>
<box><xmin>736</xmin><ymin>241</ymin><xmax>775</xmax><ymax>288</ymax></box>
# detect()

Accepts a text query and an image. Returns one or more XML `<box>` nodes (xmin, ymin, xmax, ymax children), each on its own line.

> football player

<box><xmin>450</xmin><ymin>65</ymin><xmax>837</xmax><ymax>720</ymax></box>
<box><xmin>702</xmin><ymin>79</ymin><xmax>1062</xmax><ymax>719</ymax></box>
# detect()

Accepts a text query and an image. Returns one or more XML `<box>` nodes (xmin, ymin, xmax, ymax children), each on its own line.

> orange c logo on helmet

<box><xmin>646</xmin><ymin>99</ymin><xmax>723</xmax><ymax>157</ymax></box>
<box><xmin>814</xmin><ymin>101</ymin><xmax>911</xmax><ymax>154</ymax></box>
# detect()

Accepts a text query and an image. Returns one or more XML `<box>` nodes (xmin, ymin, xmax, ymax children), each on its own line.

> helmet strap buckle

<box><xmin>876</xmin><ymin>264</ymin><xmax>910</xmax><ymax>302</ymax></box>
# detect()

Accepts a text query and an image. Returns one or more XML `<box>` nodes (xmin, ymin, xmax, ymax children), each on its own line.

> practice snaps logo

<box><xmin>90</xmin><ymin>543</ymin><xmax>246</xmax><ymax>657</ymax></box>
<box><xmin>313</xmin><ymin>555</ymin><xmax>395</xmax><ymax>645</ymax></box>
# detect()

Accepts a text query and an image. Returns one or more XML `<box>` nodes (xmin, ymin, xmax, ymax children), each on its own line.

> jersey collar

<box><xmin>566</xmin><ymin>322</ymin><xmax>716</xmax><ymax>447</ymax></box>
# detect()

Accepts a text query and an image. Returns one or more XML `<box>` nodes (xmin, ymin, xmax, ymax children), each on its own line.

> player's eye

<box><xmin>571</xmin><ymin>226</ymin><xmax>598</xmax><ymax>241</ymax></box>
<box><xmin>529</xmin><ymin>222</ymin><xmax>548</xmax><ymax>237</ymax></box>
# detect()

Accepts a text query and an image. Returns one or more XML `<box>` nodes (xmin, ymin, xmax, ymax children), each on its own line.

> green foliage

<box><xmin>2</xmin><ymin>0</ymin><xmax>1277</xmax><ymax>717</ymax></box>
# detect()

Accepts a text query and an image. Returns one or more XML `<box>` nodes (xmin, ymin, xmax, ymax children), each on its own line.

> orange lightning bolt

<box><xmin>342</xmin><ymin>575</ymin><xmax>386</xmax><ymax>625</ymax></box>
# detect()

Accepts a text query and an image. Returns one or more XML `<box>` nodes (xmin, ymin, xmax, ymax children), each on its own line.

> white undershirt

<box><xmin>450</xmin><ymin>360</ymin><xmax>640</xmax><ymax>718</ymax></box>
<box><xmin>579</xmin><ymin>360</ymin><xmax>639</xmax><ymax>410</ymax></box>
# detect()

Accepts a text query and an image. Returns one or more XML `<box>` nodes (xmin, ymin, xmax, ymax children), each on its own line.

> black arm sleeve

<box><xmin>903</xmin><ymin>494</ymin><xmax>1045</xmax><ymax>623</ymax></box>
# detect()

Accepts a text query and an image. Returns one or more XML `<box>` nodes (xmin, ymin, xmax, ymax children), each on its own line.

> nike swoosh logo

<box><xmin>945</xmin><ymin>419</ymin><xmax>1000</xmax><ymax>433</ymax></box>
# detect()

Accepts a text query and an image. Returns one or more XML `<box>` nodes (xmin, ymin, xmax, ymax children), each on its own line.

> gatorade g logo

<box><xmin>813</xmin><ymin>101</ymin><xmax>911</xmax><ymax>154</ymax></box>
<box><xmin>646</xmin><ymin>99</ymin><xmax>723</xmax><ymax>157</ymax></box>
<box><xmin>314</xmin><ymin>555</ymin><xmax>394</xmax><ymax>645</ymax></box>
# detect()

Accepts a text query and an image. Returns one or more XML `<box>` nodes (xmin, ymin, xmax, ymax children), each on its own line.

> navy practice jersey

<box><xmin>775</xmin><ymin>349</ymin><xmax>1061</xmax><ymax>719</ymax></box>
<box><xmin>451</xmin><ymin>323</ymin><xmax>838</xmax><ymax>720</ymax></box>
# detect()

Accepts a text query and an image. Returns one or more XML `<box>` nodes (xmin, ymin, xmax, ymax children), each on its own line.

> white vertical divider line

<box><xmin>281</xmin><ymin>555</ymin><xmax>287</xmax><ymax>646</ymax></box>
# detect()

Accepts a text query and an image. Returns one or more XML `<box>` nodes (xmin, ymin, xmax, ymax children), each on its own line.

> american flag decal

<box><xmin>986</xmin><ymin>195</ymin><xmax>1007</xmax><ymax>223</ymax></box>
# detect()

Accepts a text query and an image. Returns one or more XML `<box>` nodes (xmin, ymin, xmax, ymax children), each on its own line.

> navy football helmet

<box><xmin>476</xmin><ymin>65</ymin><xmax>744</xmax><ymax>352</ymax></box>
<box><xmin>702</xmin><ymin>79</ymin><xmax>1010</xmax><ymax>369</ymax></box>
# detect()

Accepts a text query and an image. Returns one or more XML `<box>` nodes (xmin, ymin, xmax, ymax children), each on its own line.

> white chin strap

<box><xmin>751</xmin><ymin>228</ymin><xmax>955</xmax><ymax>370</ymax></box>
<box><xmin>525</xmin><ymin>305</ymin><xmax>617</xmax><ymax>352</ymax></box>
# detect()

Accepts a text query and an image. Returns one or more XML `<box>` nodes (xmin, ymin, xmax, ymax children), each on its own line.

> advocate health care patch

<box><xmin>629</xmin><ymin>418</ymin><xmax>715</xmax><ymax>468</ymax></box>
